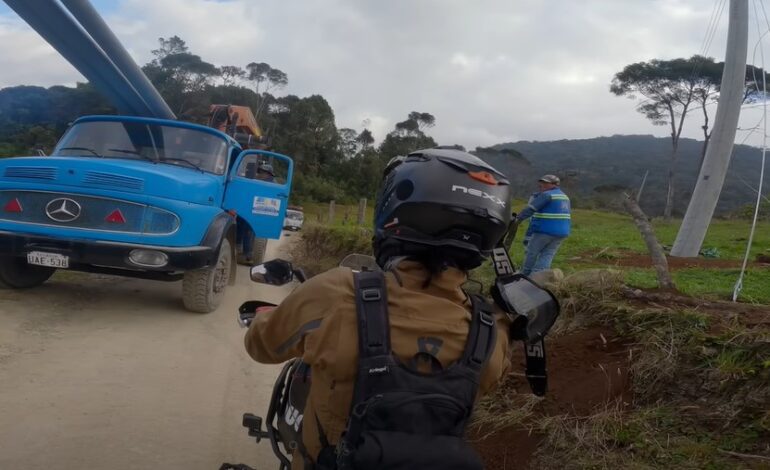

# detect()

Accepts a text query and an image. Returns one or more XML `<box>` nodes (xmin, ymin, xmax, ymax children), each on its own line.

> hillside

<box><xmin>477</xmin><ymin>135</ymin><xmax>769</xmax><ymax>216</ymax></box>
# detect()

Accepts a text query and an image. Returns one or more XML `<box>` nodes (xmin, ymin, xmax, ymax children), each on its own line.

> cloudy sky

<box><xmin>0</xmin><ymin>0</ymin><xmax>767</xmax><ymax>148</ymax></box>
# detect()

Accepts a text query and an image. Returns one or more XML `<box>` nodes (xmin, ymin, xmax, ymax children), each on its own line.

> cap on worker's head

<box><xmin>538</xmin><ymin>174</ymin><xmax>560</xmax><ymax>185</ymax></box>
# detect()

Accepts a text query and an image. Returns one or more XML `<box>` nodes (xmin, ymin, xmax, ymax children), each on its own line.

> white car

<box><xmin>283</xmin><ymin>209</ymin><xmax>304</xmax><ymax>231</ymax></box>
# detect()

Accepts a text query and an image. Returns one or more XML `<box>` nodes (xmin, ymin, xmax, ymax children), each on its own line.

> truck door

<box><xmin>224</xmin><ymin>150</ymin><xmax>293</xmax><ymax>239</ymax></box>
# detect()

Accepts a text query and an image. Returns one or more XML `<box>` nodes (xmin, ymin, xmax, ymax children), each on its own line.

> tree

<box><xmin>150</xmin><ymin>35</ymin><xmax>188</xmax><ymax>64</ymax></box>
<box><xmin>220</xmin><ymin>66</ymin><xmax>246</xmax><ymax>86</ymax></box>
<box><xmin>378</xmin><ymin>112</ymin><xmax>438</xmax><ymax>158</ymax></box>
<box><xmin>408</xmin><ymin>111</ymin><xmax>436</xmax><ymax>129</ymax></box>
<box><xmin>269</xmin><ymin>94</ymin><xmax>339</xmax><ymax>172</ymax></box>
<box><xmin>356</xmin><ymin>129</ymin><xmax>375</xmax><ymax>149</ymax></box>
<box><xmin>611</xmin><ymin>56</ymin><xmax>708</xmax><ymax>219</ymax></box>
<box><xmin>612</xmin><ymin>55</ymin><xmax>770</xmax><ymax>218</ymax></box>
<box><xmin>143</xmin><ymin>37</ymin><xmax>220</xmax><ymax>118</ymax></box>
<box><xmin>690</xmin><ymin>60</ymin><xmax>770</xmax><ymax>171</ymax></box>
<box><xmin>337</xmin><ymin>128</ymin><xmax>359</xmax><ymax>159</ymax></box>
<box><xmin>393</xmin><ymin>111</ymin><xmax>436</xmax><ymax>137</ymax></box>
<box><xmin>246</xmin><ymin>62</ymin><xmax>288</xmax><ymax>118</ymax></box>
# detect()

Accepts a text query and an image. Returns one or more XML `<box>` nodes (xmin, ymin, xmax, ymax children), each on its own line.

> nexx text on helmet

<box><xmin>451</xmin><ymin>185</ymin><xmax>506</xmax><ymax>207</ymax></box>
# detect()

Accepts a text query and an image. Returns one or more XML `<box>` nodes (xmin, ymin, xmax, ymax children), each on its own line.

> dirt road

<box><xmin>0</xmin><ymin>234</ymin><xmax>299</xmax><ymax>470</ymax></box>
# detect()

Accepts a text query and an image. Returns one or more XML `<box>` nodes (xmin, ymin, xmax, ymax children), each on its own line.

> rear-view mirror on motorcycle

<box><xmin>250</xmin><ymin>259</ymin><xmax>295</xmax><ymax>285</ymax></box>
<box><xmin>494</xmin><ymin>273</ymin><xmax>560</xmax><ymax>344</ymax></box>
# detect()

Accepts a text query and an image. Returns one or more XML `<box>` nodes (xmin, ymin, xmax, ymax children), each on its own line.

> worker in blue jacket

<box><xmin>515</xmin><ymin>174</ymin><xmax>571</xmax><ymax>276</ymax></box>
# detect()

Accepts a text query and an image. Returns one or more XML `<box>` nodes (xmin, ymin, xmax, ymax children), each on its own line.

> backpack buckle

<box><xmin>362</xmin><ymin>288</ymin><xmax>382</xmax><ymax>301</ymax></box>
<box><xmin>479</xmin><ymin>311</ymin><xmax>494</xmax><ymax>326</ymax></box>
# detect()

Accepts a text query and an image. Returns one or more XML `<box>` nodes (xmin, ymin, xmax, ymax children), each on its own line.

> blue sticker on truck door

<box><xmin>252</xmin><ymin>196</ymin><xmax>282</xmax><ymax>216</ymax></box>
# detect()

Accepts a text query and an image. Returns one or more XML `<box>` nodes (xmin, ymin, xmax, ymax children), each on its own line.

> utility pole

<box><xmin>672</xmin><ymin>0</ymin><xmax>748</xmax><ymax>257</ymax></box>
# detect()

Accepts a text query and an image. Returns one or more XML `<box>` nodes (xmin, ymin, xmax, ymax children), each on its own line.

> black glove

<box><xmin>263</xmin><ymin>259</ymin><xmax>293</xmax><ymax>284</ymax></box>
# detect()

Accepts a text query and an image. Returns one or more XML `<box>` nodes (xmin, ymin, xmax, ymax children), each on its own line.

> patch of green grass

<box><xmin>536</xmin><ymin>404</ymin><xmax>760</xmax><ymax>470</ymax></box>
<box><xmin>713</xmin><ymin>348</ymin><xmax>761</xmax><ymax>377</ymax></box>
<box><xmin>626</xmin><ymin>267</ymin><xmax>770</xmax><ymax>304</ymax></box>
<box><xmin>532</xmin><ymin>208</ymin><xmax>770</xmax><ymax>267</ymax></box>
<box><xmin>301</xmin><ymin>202</ymin><xmax>770</xmax><ymax>304</ymax></box>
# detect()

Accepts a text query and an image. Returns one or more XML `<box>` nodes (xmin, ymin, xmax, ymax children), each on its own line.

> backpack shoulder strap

<box><xmin>460</xmin><ymin>294</ymin><xmax>497</xmax><ymax>371</ymax></box>
<box><xmin>353</xmin><ymin>270</ymin><xmax>390</xmax><ymax>358</ymax></box>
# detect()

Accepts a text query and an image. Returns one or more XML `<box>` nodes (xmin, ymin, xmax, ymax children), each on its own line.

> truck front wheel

<box><xmin>182</xmin><ymin>238</ymin><xmax>232</xmax><ymax>313</ymax></box>
<box><xmin>0</xmin><ymin>256</ymin><xmax>56</xmax><ymax>288</ymax></box>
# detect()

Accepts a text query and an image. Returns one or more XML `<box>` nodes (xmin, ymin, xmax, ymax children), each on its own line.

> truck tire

<box><xmin>182</xmin><ymin>238</ymin><xmax>232</xmax><ymax>313</ymax></box>
<box><xmin>0</xmin><ymin>256</ymin><xmax>56</xmax><ymax>289</ymax></box>
<box><xmin>252</xmin><ymin>237</ymin><xmax>268</xmax><ymax>265</ymax></box>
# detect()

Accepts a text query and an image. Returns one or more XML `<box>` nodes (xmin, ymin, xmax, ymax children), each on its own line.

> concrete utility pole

<box><xmin>672</xmin><ymin>0</ymin><xmax>749</xmax><ymax>257</ymax></box>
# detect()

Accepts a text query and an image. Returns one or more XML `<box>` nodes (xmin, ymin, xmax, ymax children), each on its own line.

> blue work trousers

<box><xmin>236</xmin><ymin>222</ymin><xmax>253</xmax><ymax>258</ymax></box>
<box><xmin>521</xmin><ymin>233</ymin><xmax>566</xmax><ymax>276</ymax></box>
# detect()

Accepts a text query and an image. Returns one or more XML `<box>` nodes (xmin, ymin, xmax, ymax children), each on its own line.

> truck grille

<box><xmin>83</xmin><ymin>171</ymin><xmax>144</xmax><ymax>192</ymax></box>
<box><xmin>0</xmin><ymin>190</ymin><xmax>178</xmax><ymax>235</ymax></box>
<box><xmin>3</xmin><ymin>166</ymin><xmax>58</xmax><ymax>180</ymax></box>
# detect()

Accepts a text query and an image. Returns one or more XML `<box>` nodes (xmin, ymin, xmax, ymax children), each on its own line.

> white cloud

<box><xmin>1</xmin><ymin>0</ymin><xmax>764</xmax><ymax>149</ymax></box>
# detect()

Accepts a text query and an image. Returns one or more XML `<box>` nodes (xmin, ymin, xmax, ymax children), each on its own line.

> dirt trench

<box><xmin>471</xmin><ymin>327</ymin><xmax>633</xmax><ymax>469</ymax></box>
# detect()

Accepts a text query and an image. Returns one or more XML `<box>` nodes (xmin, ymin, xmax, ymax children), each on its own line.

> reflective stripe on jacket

<box><xmin>530</xmin><ymin>188</ymin><xmax>571</xmax><ymax>237</ymax></box>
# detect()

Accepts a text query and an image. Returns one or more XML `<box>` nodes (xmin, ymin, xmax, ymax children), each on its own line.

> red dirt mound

<box><xmin>471</xmin><ymin>327</ymin><xmax>633</xmax><ymax>469</ymax></box>
<box><xmin>577</xmin><ymin>249</ymin><xmax>770</xmax><ymax>270</ymax></box>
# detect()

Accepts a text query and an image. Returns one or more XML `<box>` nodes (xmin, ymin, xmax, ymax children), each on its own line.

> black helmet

<box><xmin>373</xmin><ymin>148</ymin><xmax>512</xmax><ymax>269</ymax></box>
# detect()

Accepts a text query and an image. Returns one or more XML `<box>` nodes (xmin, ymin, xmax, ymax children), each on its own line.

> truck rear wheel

<box><xmin>182</xmin><ymin>238</ymin><xmax>232</xmax><ymax>313</ymax></box>
<box><xmin>0</xmin><ymin>256</ymin><xmax>56</xmax><ymax>288</ymax></box>
<box><xmin>252</xmin><ymin>237</ymin><xmax>268</xmax><ymax>265</ymax></box>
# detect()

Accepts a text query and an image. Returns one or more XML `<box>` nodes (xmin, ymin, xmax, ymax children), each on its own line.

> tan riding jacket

<box><xmin>244</xmin><ymin>260</ymin><xmax>512</xmax><ymax>466</ymax></box>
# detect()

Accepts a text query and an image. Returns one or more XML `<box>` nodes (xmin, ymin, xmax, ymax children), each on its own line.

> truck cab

<box><xmin>0</xmin><ymin>115</ymin><xmax>293</xmax><ymax>313</ymax></box>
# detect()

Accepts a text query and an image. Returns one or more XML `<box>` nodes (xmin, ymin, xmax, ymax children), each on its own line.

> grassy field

<box><xmin>292</xmin><ymin>204</ymin><xmax>770</xmax><ymax>467</ymax></box>
<box><xmin>298</xmin><ymin>202</ymin><xmax>770</xmax><ymax>304</ymax></box>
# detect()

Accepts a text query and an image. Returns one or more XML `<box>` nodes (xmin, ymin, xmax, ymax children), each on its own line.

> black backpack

<box><xmin>334</xmin><ymin>270</ymin><xmax>496</xmax><ymax>469</ymax></box>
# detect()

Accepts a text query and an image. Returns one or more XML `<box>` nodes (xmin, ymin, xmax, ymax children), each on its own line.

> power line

<box><xmin>690</xmin><ymin>0</ymin><xmax>729</xmax><ymax>81</ymax></box>
<box><xmin>733</xmin><ymin>0</ymin><xmax>769</xmax><ymax>302</ymax></box>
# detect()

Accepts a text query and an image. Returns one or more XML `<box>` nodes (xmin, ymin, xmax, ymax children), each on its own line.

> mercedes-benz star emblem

<box><xmin>45</xmin><ymin>198</ymin><xmax>82</xmax><ymax>222</ymax></box>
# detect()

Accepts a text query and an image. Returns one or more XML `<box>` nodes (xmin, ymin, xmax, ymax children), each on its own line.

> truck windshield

<box><xmin>286</xmin><ymin>211</ymin><xmax>303</xmax><ymax>220</ymax></box>
<box><xmin>53</xmin><ymin>120</ymin><xmax>229</xmax><ymax>175</ymax></box>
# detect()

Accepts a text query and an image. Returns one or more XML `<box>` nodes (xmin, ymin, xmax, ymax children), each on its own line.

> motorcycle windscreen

<box><xmin>495</xmin><ymin>274</ymin><xmax>560</xmax><ymax>343</ymax></box>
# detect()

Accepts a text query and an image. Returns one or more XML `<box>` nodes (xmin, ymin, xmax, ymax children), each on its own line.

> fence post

<box><xmin>328</xmin><ymin>200</ymin><xmax>336</xmax><ymax>225</ymax></box>
<box><xmin>357</xmin><ymin>198</ymin><xmax>367</xmax><ymax>225</ymax></box>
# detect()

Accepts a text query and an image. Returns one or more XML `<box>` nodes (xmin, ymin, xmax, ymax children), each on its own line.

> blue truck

<box><xmin>0</xmin><ymin>115</ymin><xmax>293</xmax><ymax>312</ymax></box>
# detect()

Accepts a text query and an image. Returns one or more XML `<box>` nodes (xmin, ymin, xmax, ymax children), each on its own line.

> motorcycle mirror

<box><xmin>494</xmin><ymin>273</ymin><xmax>560</xmax><ymax>344</ymax></box>
<box><xmin>250</xmin><ymin>259</ymin><xmax>295</xmax><ymax>285</ymax></box>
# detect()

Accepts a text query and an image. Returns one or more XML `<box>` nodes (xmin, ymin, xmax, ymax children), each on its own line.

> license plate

<box><xmin>27</xmin><ymin>251</ymin><xmax>69</xmax><ymax>268</ymax></box>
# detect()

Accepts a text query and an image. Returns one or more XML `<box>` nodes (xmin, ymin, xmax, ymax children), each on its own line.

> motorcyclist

<box><xmin>244</xmin><ymin>148</ymin><xmax>515</xmax><ymax>468</ymax></box>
